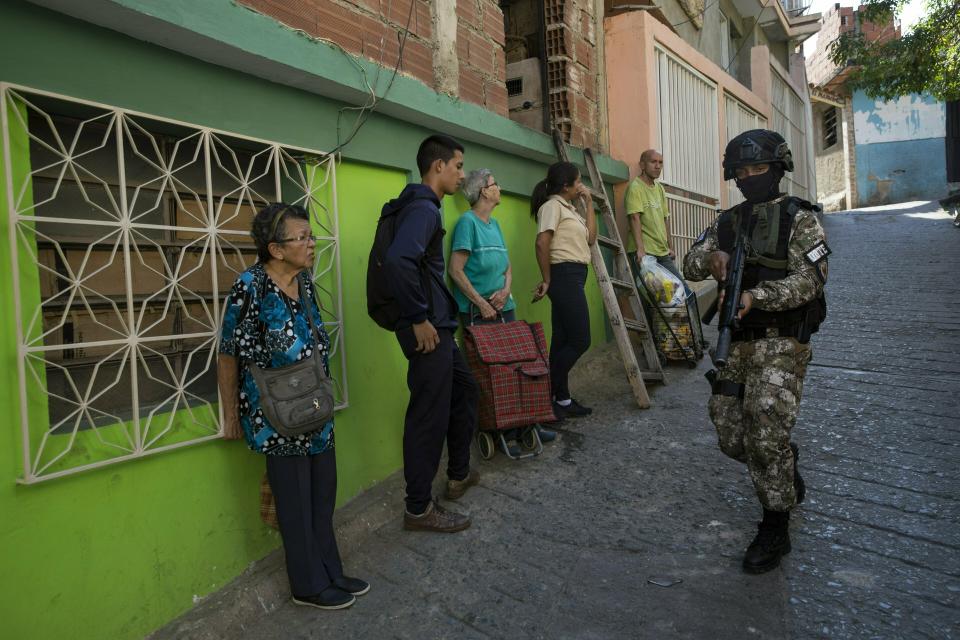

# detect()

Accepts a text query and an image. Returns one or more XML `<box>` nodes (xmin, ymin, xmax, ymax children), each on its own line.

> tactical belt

<box><xmin>731</xmin><ymin>325</ymin><xmax>799</xmax><ymax>342</ymax></box>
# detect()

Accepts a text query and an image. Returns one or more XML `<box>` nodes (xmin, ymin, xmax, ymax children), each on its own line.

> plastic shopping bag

<box><xmin>638</xmin><ymin>255</ymin><xmax>686</xmax><ymax>308</ymax></box>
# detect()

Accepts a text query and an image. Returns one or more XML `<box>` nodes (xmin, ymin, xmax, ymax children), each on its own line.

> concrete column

<box><xmin>432</xmin><ymin>0</ymin><xmax>458</xmax><ymax>95</ymax></box>
<box><xmin>842</xmin><ymin>95</ymin><xmax>858</xmax><ymax>208</ymax></box>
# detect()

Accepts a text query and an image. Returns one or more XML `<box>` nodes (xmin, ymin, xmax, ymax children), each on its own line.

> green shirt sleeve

<box><xmin>624</xmin><ymin>180</ymin><xmax>644</xmax><ymax>216</ymax></box>
<box><xmin>451</xmin><ymin>214</ymin><xmax>475</xmax><ymax>253</ymax></box>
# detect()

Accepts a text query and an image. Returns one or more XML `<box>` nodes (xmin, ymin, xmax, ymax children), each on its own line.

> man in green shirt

<box><xmin>624</xmin><ymin>149</ymin><xmax>684</xmax><ymax>285</ymax></box>
<box><xmin>625</xmin><ymin>150</ymin><xmax>704</xmax><ymax>354</ymax></box>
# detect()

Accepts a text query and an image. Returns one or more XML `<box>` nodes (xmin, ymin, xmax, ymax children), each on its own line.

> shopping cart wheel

<box><xmin>477</xmin><ymin>431</ymin><xmax>495</xmax><ymax>460</ymax></box>
<box><xmin>520</xmin><ymin>427</ymin><xmax>538</xmax><ymax>451</ymax></box>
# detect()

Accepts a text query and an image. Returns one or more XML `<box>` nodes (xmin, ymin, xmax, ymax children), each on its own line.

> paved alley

<box><xmin>786</xmin><ymin>201</ymin><xmax>960</xmax><ymax>639</ymax></box>
<box><xmin>155</xmin><ymin>201</ymin><xmax>959</xmax><ymax>640</ymax></box>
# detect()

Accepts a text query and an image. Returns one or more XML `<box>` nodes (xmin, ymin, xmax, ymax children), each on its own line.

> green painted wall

<box><xmin>0</xmin><ymin>3</ymin><xmax>615</xmax><ymax>638</ymax></box>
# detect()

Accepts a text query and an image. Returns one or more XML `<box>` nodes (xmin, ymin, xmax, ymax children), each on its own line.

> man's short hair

<box><xmin>416</xmin><ymin>134</ymin><xmax>464</xmax><ymax>176</ymax></box>
<box><xmin>640</xmin><ymin>149</ymin><xmax>661</xmax><ymax>163</ymax></box>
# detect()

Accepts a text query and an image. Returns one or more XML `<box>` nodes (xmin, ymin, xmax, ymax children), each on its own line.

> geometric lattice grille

<box><xmin>1</xmin><ymin>84</ymin><xmax>346</xmax><ymax>483</ymax></box>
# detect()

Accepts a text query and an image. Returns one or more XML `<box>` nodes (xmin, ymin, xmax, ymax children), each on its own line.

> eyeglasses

<box><xmin>483</xmin><ymin>181</ymin><xmax>498</xmax><ymax>189</ymax></box>
<box><xmin>275</xmin><ymin>234</ymin><xmax>318</xmax><ymax>244</ymax></box>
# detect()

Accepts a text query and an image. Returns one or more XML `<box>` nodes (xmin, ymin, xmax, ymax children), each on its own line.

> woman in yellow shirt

<box><xmin>531</xmin><ymin>162</ymin><xmax>597</xmax><ymax>419</ymax></box>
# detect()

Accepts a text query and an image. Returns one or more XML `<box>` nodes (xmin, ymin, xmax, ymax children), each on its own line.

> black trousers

<box><xmin>266</xmin><ymin>449</ymin><xmax>343</xmax><ymax>597</ymax></box>
<box><xmin>396</xmin><ymin>327</ymin><xmax>479</xmax><ymax>514</ymax></box>
<box><xmin>547</xmin><ymin>262</ymin><xmax>591</xmax><ymax>401</ymax></box>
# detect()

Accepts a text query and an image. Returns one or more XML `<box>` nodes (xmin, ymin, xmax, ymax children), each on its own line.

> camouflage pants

<box><xmin>708</xmin><ymin>337</ymin><xmax>812</xmax><ymax>511</ymax></box>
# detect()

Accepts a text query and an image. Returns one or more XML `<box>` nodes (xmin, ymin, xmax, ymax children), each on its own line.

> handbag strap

<box><xmin>468</xmin><ymin>302</ymin><xmax>505</xmax><ymax>326</ymax></box>
<box><xmin>297</xmin><ymin>272</ymin><xmax>328</xmax><ymax>366</ymax></box>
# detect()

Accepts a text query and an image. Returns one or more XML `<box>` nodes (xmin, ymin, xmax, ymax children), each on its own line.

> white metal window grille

<box><xmin>1</xmin><ymin>84</ymin><xmax>346</xmax><ymax>484</ymax></box>
<box><xmin>770</xmin><ymin>70</ymin><xmax>813</xmax><ymax>201</ymax></box>
<box><xmin>667</xmin><ymin>193</ymin><xmax>718</xmax><ymax>262</ymax></box>
<box><xmin>724</xmin><ymin>94</ymin><xmax>769</xmax><ymax>207</ymax></box>
<box><xmin>655</xmin><ymin>45</ymin><xmax>721</xmax><ymax>201</ymax></box>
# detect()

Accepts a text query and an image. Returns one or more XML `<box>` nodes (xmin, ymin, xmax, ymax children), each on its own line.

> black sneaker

<box><xmin>553</xmin><ymin>399</ymin><xmax>592</xmax><ymax>418</ymax></box>
<box><xmin>333</xmin><ymin>576</ymin><xmax>370</xmax><ymax>596</ymax></box>
<box><xmin>791</xmin><ymin>443</ymin><xmax>806</xmax><ymax>505</ymax></box>
<box><xmin>292</xmin><ymin>586</ymin><xmax>355</xmax><ymax>610</ymax></box>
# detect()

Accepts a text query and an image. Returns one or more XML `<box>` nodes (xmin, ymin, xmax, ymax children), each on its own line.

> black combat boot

<box><xmin>791</xmin><ymin>443</ymin><xmax>806</xmax><ymax>505</ymax></box>
<box><xmin>742</xmin><ymin>509</ymin><xmax>791</xmax><ymax>574</ymax></box>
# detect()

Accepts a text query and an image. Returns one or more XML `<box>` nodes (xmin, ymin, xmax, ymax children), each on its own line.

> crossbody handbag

<box><xmin>248</xmin><ymin>273</ymin><xmax>335</xmax><ymax>438</ymax></box>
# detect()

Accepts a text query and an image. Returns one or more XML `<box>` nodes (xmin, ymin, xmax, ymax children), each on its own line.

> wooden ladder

<box><xmin>552</xmin><ymin>130</ymin><xmax>664</xmax><ymax>408</ymax></box>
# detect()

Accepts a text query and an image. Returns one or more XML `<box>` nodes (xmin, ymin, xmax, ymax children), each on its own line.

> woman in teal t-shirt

<box><xmin>449</xmin><ymin>168</ymin><xmax>516</xmax><ymax>323</ymax></box>
<box><xmin>450</xmin><ymin>169</ymin><xmax>556</xmax><ymax>451</ymax></box>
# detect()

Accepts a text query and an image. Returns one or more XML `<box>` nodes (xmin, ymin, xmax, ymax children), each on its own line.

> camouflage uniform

<box><xmin>684</xmin><ymin>197</ymin><xmax>828</xmax><ymax>511</ymax></box>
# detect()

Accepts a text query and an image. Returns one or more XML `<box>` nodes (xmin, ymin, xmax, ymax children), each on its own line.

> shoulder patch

<box><xmin>804</xmin><ymin>241</ymin><xmax>831</xmax><ymax>264</ymax></box>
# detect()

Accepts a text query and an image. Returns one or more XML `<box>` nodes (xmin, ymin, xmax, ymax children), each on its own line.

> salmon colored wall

<box><xmin>603</xmin><ymin>10</ymin><xmax>775</xmax><ymax>237</ymax></box>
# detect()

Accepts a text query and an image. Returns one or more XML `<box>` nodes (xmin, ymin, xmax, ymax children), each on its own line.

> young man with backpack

<box><xmin>367</xmin><ymin>134</ymin><xmax>479</xmax><ymax>532</ymax></box>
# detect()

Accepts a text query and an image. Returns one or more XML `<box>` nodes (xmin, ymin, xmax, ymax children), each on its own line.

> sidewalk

<box><xmin>151</xmin><ymin>201</ymin><xmax>960</xmax><ymax>639</ymax></box>
<box><xmin>153</xmin><ymin>318</ymin><xmax>794</xmax><ymax>640</ymax></box>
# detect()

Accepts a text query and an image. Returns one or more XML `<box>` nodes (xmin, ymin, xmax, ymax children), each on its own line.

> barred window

<box><xmin>1</xmin><ymin>84</ymin><xmax>346</xmax><ymax>483</ymax></box>
<box><xmin>822</xmin><ymin>106</ymin><xmax>839</xmax><ymax>149</ymax></box>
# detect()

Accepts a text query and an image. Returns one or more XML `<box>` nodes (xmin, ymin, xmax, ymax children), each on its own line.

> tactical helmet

<box><xmin>722</xmin><ymin>129</ymin><xmax>794</xmax><ymax>180</ymax></box>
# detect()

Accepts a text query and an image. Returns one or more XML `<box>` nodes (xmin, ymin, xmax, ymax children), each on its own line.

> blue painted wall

<box><xmin>855</xmin><ymin>137</ymin><xmax>947</xmax><ymax>205</ymax></box>
<box><xmin>853</xmin><ymin>91</ymin><xmax>947</xmax><ymax>205</ymax></box>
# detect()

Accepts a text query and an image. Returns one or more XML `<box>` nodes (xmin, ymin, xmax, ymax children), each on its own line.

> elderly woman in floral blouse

<box><xmin>217</xmin><ymin>203</ymin><xmax>368</xmax><ymax>611</ymax></box>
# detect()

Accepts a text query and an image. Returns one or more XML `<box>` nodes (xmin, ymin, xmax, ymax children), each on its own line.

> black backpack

<box><xmin>366</xmin><ymin>196</ymin><xmax>437</xmax><ymax>330</ymax></box>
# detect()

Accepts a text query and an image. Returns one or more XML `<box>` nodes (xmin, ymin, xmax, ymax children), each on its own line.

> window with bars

<box><xmin>724</xmin><ymin>94</ymin><xmax>769</xmax><ymax>207</ymax></box>
<box><xmin>1</xmin><ymin>84</ymin><xmax>346</xmax><ymax>483</ymax></box>
<box><xmin>822</xmin><ymin>106</ymin><xmax>839</xmax><ymax>149</ymax></box>
<box><xmin>654</xmin><ymin>46</ymin><xmax>720</xmax><ymax>200</ymax></box>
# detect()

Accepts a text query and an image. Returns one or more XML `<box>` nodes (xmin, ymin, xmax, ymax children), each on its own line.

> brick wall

<box><xmin>807</xmin><ymin>3</ymin><xmax>901</xmax><ymax>90</ymax></box>
<box><xmin>239</xmin><ymin>0</ymin><xmax>434</xmax><ymax>84</ymax></box>
<box><xmin>545</xmin><ymin>0</ymin><xmax>603</xmax><ymax>148</ymax></box>
<box><xmin>457</xmin><ymin>0</ymin><xmax>508</xmax><ymax>115</ymax></box>
<box><xmin>237</xmin><ymin>0</ymin><xmax>510</xmax><ymax>116</ymax></box>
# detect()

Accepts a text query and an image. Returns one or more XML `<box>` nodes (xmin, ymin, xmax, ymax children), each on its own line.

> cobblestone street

<box><xmin>156</xmin><ymin>201</ymin><xmax>960</xmax><ymax>640</ymax></box>
<box><xmin>786</xmin><ymin>202</ymin><xmax>960</xmax><ymax>639</ymax></box>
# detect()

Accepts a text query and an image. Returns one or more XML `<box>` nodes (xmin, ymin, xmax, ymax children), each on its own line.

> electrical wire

<box><xmin>725</xmin><ymin>0</ymin><xmax>773</xmax><ymax>73</ymax></box>
<box><xmin>278</xmin><ymin>0</ymin><xmax>416</xmax><ymax>163</ymax></box>
<box><xmin>323</xmin><ymin>0</ymin><xmax>416</xmax><ymax>159</ymax></box>
<box><xmin>669</xmin><ymin>0</ymin><xmax>722</xmax><ymax>29</ymax></box>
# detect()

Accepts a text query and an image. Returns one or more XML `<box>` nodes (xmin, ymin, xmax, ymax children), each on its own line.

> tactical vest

<box><xmin>716</xmin><ymin>196</ymin><xmax>826</xmax><ymax>335</ymax></box>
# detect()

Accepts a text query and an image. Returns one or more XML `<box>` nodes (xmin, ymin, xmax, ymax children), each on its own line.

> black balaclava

<box><xmin>735</xmin><ymin>166</ymin><xmax>784</xmax><ymax>204</ymax></box>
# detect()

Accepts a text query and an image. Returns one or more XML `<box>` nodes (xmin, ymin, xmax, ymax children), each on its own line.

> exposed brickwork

<box><xmin>238</xmin><ymin>0</ymin><xmax>509</xmax><ymax>115</ymax></box>
<box><xmin>457</xmin><ymin>0</ymin><xmax>508</xmax><ymax>114</ymax></box>
<box><xmin>807</xmin><ymin>3</ymin><xmax>901</xmax><ymax>91</ymax></box>
<box><xmin>544</xmin><ymin>0</ymin><xmax>603</xmax><ymax>149</ymax></box>
<box><xmin>239</xmin><ymin>0</ymin><xmax>435</xmax><ymax>84</ymax></box>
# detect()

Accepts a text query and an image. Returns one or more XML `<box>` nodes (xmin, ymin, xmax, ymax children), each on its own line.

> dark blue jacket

<box><xmin>383</xmin><ymin>183</ymin><xmax>458</xmax><ymax>330</ymax></box>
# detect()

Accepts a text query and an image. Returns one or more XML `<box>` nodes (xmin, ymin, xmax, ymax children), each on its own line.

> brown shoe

<box><xmin>403</xmin><ymin>499</ymin><xmax>471</xmax><ymax>533</ymax></box>
<box><xmin>445</xmin><ymin>468</ymin><xmax>480</xmax><ymax>501</ymax></box>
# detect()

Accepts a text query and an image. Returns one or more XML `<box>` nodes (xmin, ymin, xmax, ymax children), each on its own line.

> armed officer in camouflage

<box><xmin>683</xmin><ymin>130</ymin><xmax>829</xmax><ymax>574</ymax></box>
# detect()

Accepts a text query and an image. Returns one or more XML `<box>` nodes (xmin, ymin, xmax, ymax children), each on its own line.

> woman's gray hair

<box><xmin>462</xmin><ymin>168</ymin><xmax>494</xmax><ymax>206</ymax></box>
